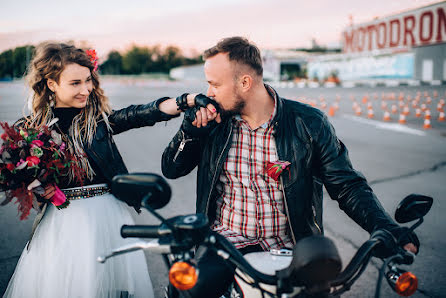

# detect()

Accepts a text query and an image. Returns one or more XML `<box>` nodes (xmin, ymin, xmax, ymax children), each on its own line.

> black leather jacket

<box><xmin>162</xmin><ymin>87</ymin><xmax>403</xmax><ymax>244</ymax></box>
<box><xmin>85</xmin><ymin>98</ymin><xmax>177</xmax><ymax>184</ymax></box>
<box><xmin>17</xmin><ymin>97</ymin><xmax>177</xmax><ymax>186</ymax></box>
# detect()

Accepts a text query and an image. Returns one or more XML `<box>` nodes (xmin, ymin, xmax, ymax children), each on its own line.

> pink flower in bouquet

<box><xmin>31</xmin><ymin>140</ymin><xmax>44</xmax><ymax>147</ymax></box>
<box><xmin>26</xmin><ymin>156</ymin><xmax>40</xmax><ymax>167</ymax></box>
<box><xmin>49</xmin><ymin>185</ymin><xmax>69</xmax><ymax>209</ymax></box>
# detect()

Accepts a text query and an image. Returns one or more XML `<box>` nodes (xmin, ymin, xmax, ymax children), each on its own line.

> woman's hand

<box><xmin>42</xmin><ymin>184</ymin><xmax>56</xmax><ymax>200</ymax></box>
<box><xmin>187</xmin><ymin>93</ymin><xmax>221</xmax><ymax>128</ymax></box>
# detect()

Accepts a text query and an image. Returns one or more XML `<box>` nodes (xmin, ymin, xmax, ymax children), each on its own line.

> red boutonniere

<box><xmin>86</xmin><ymin>49</ymin><xmax>99</xmax><ymax>72</ymax></box>
<box><xmin>266</xmin><ymin>160</ymin><xmax>291</xmax><ymax>181</ymax></box>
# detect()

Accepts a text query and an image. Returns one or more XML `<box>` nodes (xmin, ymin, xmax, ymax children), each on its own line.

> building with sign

<box><xmin>308</xmin><ymin>1</ymin><xmax>446</xmax><ymax>84</ymax></box>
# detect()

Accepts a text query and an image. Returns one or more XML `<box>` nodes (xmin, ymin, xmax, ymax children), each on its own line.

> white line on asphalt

<box><xmin>342</xmin><ymin>115</ymin><xmax>426</xmax><ymax>136</ymax></box>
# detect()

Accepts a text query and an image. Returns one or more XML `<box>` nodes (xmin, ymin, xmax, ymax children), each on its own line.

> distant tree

<box><xmin>122</xmin><ymin>46</ymin><xmax>152</xmax><ymax>74</ymax></box>
<box><xmin>100</xmin><ymin>51</ymin><xmax>123</xmax><ymax>74</ymax></box>
<box><xmin>0</xmin><ymin>46</ymin><xmax>34</xmax><ymax>79</ymax></box>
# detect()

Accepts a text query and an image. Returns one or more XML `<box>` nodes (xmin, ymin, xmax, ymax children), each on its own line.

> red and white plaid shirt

<box><xmin>212</xmin><ymin>89</ymin><xmax>293</xmax><ymax>251</ymax></box>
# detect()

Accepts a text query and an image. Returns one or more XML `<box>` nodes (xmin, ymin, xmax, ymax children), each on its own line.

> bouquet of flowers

<box><xmin>0</xmin><ymin>121</ymin><xmax>85</xmax><ymax>220</ymax></box>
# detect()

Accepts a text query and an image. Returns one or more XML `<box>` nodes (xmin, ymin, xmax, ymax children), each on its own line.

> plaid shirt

<box><xmin>212</xmin><ymin>89</ymin><xmax>293</xmax><ymax>251</ymax></box>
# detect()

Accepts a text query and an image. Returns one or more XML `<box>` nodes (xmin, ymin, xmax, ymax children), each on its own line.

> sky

<box><xmin>0</xmin><ymin>0</ymin><xmax>442</xmax><ymax>57</ymax></box>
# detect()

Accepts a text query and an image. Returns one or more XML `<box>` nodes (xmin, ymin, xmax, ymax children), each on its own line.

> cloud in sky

<box><xmin>0</xmin><ymin>0</ymin><xmax>441</xmax><ymax>55</ymax></box>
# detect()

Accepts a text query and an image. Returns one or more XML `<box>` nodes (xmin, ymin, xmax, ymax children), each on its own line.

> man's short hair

<box><xmin>203</xmin><ymin>37</ymin><xmax>263</xmax><ymax>77</ymax></box>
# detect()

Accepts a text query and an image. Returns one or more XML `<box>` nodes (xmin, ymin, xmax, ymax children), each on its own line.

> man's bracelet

<box><xmin>176</xmin><ymin>93</ymin><xmax>189</xmax><ymax>111</ymax></box>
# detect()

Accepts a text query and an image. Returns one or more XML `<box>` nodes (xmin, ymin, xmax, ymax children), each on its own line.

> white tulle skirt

<box><xmin>3</xmin><ymin>186</ymin><xmax>154</xmax><ymax>298</ymax></box>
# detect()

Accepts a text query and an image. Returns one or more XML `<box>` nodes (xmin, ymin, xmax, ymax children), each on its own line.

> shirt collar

<box><xmin>234</xmin><ymin>85</ymin><xmax>277</xmax><ymax>129</ymax></box>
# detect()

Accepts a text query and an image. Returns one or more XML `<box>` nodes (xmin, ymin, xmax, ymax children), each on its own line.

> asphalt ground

<box><xmin>1</xmin><ymin>79</ymin><xmax>445</xmax><ymax>297</ymax></box>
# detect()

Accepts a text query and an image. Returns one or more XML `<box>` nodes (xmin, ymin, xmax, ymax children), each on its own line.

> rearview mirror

<box><xmin>111</xmin><ymin>173</ymin><xmax>171</xmax><ymax>210</ymax></box>
<box><xmin>395</xmin><ymin>194</ymin><xmax>433</xmax><ymax>223</ymax></box>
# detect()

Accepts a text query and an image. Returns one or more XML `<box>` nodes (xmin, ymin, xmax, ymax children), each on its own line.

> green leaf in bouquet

<box><xmin>52</xmin><ymin>151</ymin><xmax>60</xmax><ymax>159</ymax></box>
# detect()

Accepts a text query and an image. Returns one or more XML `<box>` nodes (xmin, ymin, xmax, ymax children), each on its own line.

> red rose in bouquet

<box><xmin>0</xmin><ymin>122</ymin><xmax>85</xmax><ymax>220</ymax></box>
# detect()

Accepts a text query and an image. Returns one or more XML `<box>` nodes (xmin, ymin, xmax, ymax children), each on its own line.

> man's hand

<box><xmin>404</xmin><ymin>243</ymin><xmax>418</xmax><ymax>254</ymax></box>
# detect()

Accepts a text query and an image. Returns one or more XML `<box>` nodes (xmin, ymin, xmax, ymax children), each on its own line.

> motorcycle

<box><xmin>98</xmin><ymin>173</ymin><xmax>433</xmax><ymax>298</ymax></box>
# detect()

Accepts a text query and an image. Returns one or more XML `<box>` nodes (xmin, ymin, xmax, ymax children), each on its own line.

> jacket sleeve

<box><xmin>108</xmin><ymin>97</ymin><xmax>179</xmax><ymax>135</ymax></box>
<box><xmin>314</xmin><ymin>114</ymin><xmax>399</xmax><ymax>234</ymax></box>
<box><xmin>161</xmin><ymin>129</ymin><xmax>202</xmax><ymax>179</ymax></box>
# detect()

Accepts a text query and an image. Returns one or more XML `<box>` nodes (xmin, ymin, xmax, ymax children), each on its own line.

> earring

<box><xmin>49</xmin><ymin>92</ymin><xmax>55</xmax><ymax>107</ymax></box>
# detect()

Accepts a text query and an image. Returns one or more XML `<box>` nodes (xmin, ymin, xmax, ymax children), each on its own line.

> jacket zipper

<box><xmin>312</xmin><ymin>205</ymin><xmax>322</xmax><ymax>234</ymax></box>
<box><xmin>205</xmin><ymin>125</ymin><xmax>233</xmax><ymax>216</ymax></box>
<box><xmin>173</xmin><ymin>130</ymin><xmax>194</xmax><ymax>162</ymax></box>
<box><xmin>280</xmin><ymin>177</ymin><xmax>297</xmax><ymax>244</ymax></box>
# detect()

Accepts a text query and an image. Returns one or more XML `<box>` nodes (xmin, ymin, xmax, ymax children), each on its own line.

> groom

<box><xmin>162</xmin><ymin>36</ymin><xmax>419</xmax><ymax>297</ymax></box>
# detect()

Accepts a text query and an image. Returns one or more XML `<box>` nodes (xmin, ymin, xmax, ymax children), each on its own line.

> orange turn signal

<box><xmin>169</xmin><ymin>261</ymin><xmax>198</xmax><ymax>291</ymax></box>
<box><xmin>395</xmin><ymin>272</ymin><xmax>418</xmax><ymax>296</ymax></box>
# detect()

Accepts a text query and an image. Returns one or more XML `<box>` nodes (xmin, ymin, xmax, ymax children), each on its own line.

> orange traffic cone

<box><xmin>399</xmin><ymin>114</ymin><xmax>407</xmax><ymax>124</ymax></box>
<box><xmin>426</xmin><ymin>97</ymin><xmax>432</xmax><ymax>104</ymax></box>
<box><xmin>352</xmin><ymin>102</ymin><xmax>359</xmax><ymax>111</ymax></box>
<box><xmin>320</xmin><ymin>102</ymin><xmax>327</xmax><ymax>110</ymax></box>
<box><xmin>362</xmin><ymin>96</ymin><xmax>368</xmax><ymax>104</ymax></box>
<box><xmin>355</xmin><ymin>107</ymin><xmax>362</xmax><ymax>116</ymax></box>
<box><xmin>367</xmin><ymin>102</ymin><xmax>373</xmax><ymax>110</ymax></box>
<box><xmin>415</xmin><ymin>108</ymin><xmax>422</xmax><ymax>118</ymax></box>
<box><xmin>438</xmin><ymin>103</ymin><xmax>444</xmax><ymax>112</ymax></box>
<box><xmin>425</xmin><ymin>110</ymin><xmax>432</xmax><ymax>120</ymax></box>
<box><xmin>333</xmin><ymin>102</ymin><xmax>339</xmax><ymax>111</ymax></box>
<box><xmin>439</xmin><ymin>112</ymin><xmax>445</xmax><ymax>122</ymax></box>
<box><xmin>383</xmin><ymin>111</ymin><xmax>391</xmax><ymax>121</ymax></box>
<box><xmin>433</xmin><ymin>90</ymin><xmax>438</xmax><ymax>98</ymax></box>
<box><xmin>402</xmin><ymin>106</ymin><xmax>410</xmax><ymax>116</ymax></box>
<box><xmin>328</xmin><ymin>106</ymin><xmax>335</xmax><ymax>117</ymax></box>
<box><xmin>381</xmin><ymin>101</ymin><xmax>387</xmax><ymax>110</ymax></box>
<box><xmin>368</xmin><ymin>109</ymin><xmax>374</xmax><ymax>119</ymax></box>
<box><xmin>391</xmin><ymin>104</ymin><xmax>398</xmax><ymax>114</ymax></box>
<box><xmin>423</xmin><ymin>119</ymin><xmax>432</xmax><ymax>129</ymax></box>
<box><xmin>421</xmin><ymin>103</ymin><xmax>427</xmax><ymax>111</ymax></box>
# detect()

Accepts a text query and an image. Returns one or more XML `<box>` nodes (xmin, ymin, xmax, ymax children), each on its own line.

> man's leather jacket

<box><xmin>162</xmin><ymin>87</ymin><xmax>402</xmax><ymax>244</ymax></box>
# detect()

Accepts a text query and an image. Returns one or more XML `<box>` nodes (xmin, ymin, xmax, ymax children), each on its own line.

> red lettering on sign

<box><xmin>357</xmin><ymin>27</ymin><xmax>366</xmax><ymax>52</ymax></box>
<box><xmin>389</xmin><ymin>19</ymin><xmax>401</xmax><ymax>47</ymax></box>
<box><xmin>419</xmin><ymin>11</ymin><xmax>433</xmax><ymax>43</ymax></box>
<box><xmin>343</xmin><ymin>30</ymin><xmax>355</xmax><ymax>52</ymax></box>
<box><xmin>377</xmin><ymin>22</ymin><xmax>387</xmax><ymax>48</ymax></box>
<box><xmin>437</xmin><ymin>7</ymin><xmax>446</xmax><ymax>42</ymax></box>
<box><xmin>403</xmin><ymin>15</ymin><xmax>416</xmax><ymax>46</ymax></box>
<box><xmin>367</xmin><ymin>25</ymin><xmax>376</xmax><ymax>50</ymax></box>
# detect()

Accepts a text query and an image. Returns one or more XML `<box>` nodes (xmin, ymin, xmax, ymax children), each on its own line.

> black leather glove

<box><xmin>194</xmin><ymin>94</ymin><xmax>220</xmax><ymax>113</ymax></box>
<box><xmin>181</xmin><ymin>107</ymin><xmax>219</xmax><ymax>137</ymax></box>
<box><xmin>371</xmin><ymin>227</ymin><xmax>420</xmax><ymax>259</ymax></box>
<box><xmin>176</xmin><ymin>93</ymin><xmax>220</xmax><ymax>112</ymax></box>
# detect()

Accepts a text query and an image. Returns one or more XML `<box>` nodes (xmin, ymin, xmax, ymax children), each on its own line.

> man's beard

<box><xmin>219</xmin><ymin>94</ymin><xmax>245</xmax><ymax>118</ymax></box>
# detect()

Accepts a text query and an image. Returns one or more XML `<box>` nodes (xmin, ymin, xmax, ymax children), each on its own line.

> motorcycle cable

<box><xmin>331</xmin><ymin>254</ymin><xmax>373</xmax><ymax>296</ymax></box>
<box><xmin>232</xmin><ymin>269</ymin><xmax>274</xmax><ymax>298</ymax></box>
<box><xmin>374</xmin><ymin>254</ymin><xmax>402</xmax><ymax>298</ymax></box>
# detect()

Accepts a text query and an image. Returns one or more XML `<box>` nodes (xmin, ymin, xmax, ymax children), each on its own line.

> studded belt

<box><xmin>62</xmin><ymin>184</ymin><xmax>110</xmax><ymax>200</ymax></box>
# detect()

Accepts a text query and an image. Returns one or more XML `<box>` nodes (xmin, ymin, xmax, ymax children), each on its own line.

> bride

<box><xmin>3</xmin><ymin>42</ymin><xmax>217</xmax><ymax>298</ymax></box>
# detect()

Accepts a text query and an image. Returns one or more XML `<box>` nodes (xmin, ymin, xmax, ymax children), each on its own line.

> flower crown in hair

<box><xmin>85</xmin><ymin>49</ymin><xmax>99</xmax><ymax>72</ymax></box>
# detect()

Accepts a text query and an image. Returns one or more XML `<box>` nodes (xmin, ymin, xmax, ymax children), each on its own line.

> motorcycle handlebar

<box><xmin>210</xmin><ymin>232</ymin><xmax>278</xmax><ymax>285</ymax></box>
<box><xmin>121</xmin><ymin>225</ymin><xmax>166</xmax><ymax>238</ymax></box>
